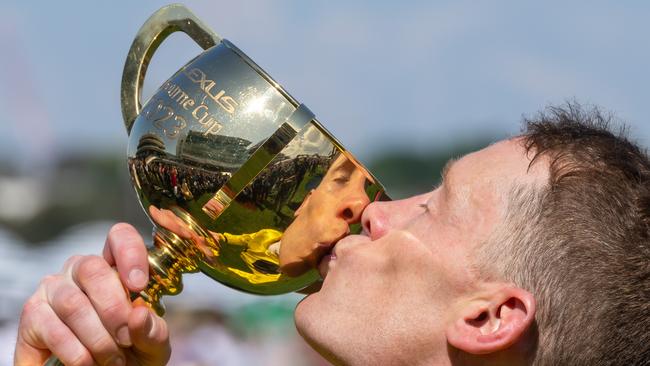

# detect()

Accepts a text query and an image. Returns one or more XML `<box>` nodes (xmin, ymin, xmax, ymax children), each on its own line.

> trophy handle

<box><xmin>121</xmin><ymin>4</ymin><xmax>221</xmax><ymax>134</ymax></box>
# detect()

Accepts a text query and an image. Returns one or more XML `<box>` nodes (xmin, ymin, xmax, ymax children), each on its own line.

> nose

<box><xmin>361</xmin><ymin>193</ymin><xmax>427</xmax><ymax>240</ymax></box>
<box><xmin>338</xmin><ymin>192</ymin><xmax>371</xmax><ymax>225</ymax></box>
<box><xmin>361</xmin><ymin>200</ymin><xmax>391</xmax><ymax>240</ymax></box>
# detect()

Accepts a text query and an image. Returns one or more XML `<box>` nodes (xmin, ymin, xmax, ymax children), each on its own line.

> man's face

<box><xmin>294</xmin><ymin>139</ymin><xmax>547</xmax><ymax>365</ymax></box>
<box><xmin>280</xmin><ymin>155</ymin><xmax>371</xmax><ymax>276</ymax></box>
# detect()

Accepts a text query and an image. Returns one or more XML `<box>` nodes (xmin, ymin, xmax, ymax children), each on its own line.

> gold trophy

<box><xmin>46</xmin><ymin>4</ymin><xmax>387</xmax><ymax>365</ymax></box>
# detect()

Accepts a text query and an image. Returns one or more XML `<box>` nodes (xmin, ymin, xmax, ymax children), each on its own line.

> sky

<box><xmin>1</xmin><ymin>1</ymin><xmax>648</xmax><ymax>167</ymax></box>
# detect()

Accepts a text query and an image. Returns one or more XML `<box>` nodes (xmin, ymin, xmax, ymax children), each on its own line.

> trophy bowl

<box><xmin>121</xmin><ymin>4</ymin><xmax>388</xmax><ymax>314</ymax></box>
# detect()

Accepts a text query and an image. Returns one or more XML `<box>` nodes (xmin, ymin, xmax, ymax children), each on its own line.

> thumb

<box><xmin>128</xmin><ymin>305</ymin><xmax>171</xmax><ymax>365</ymax></box>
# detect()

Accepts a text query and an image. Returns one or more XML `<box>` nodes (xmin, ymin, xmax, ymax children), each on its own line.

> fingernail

<box><xmin>128</xmin><ymin>269</ymin><xmax>147</xmax><ymax>289</ymax></box>
<box><xmin>145</xmin><ymin>311</ymin><xmax>156</xmax><ymax>337</ymax></box>
<box><xmin>116</xmin><ymin>325</ymin><xmax>132</xmax><ymax>347</ymax></box>
<box><xmin>107</xmin><ymin>355</ymin><xmax>125</xmax><ymax>366</ymax></box>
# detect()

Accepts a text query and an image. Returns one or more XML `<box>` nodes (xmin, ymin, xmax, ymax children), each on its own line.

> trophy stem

<box><xmin>137</xmin><ymin>223</ymin><xmax>201</xmax><ymax>316</ymax></box>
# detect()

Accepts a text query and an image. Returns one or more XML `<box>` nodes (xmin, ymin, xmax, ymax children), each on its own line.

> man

<box><xmin>14</xmin><ymin>104</ymin><xmax>650</xmax><ymax>365</ymax></box>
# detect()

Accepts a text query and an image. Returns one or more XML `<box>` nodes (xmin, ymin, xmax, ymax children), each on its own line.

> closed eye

<box><xmin>418</xmin><ymin>203</ymin><xmax>430</xmax><ymax>212</ymax></box>
<box><xmin>333</xmin><ymin>174</ymin><xmax>351</xmax><ymax>184</ymax></box>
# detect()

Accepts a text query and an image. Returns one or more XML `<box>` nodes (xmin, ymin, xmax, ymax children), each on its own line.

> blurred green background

<box><xmin>1</xmin><ymin>1</ymin><xmax>648</xmax><ymax>365</ymax></box>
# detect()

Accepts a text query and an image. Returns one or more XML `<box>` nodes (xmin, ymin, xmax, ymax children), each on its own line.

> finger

<box><xmin>104</xmin><ymin>223</ymin><xmax>149</xmax><ymax>292</ymax></box>
<box><xmin>161</xmin><ymin>208</ymin><xmax>195</xmax><ymax>238</ymax></box>
<box><xmin>69</xmin><ymin>255</ymin><xmax>134</xmax><ymax>348</ymax></box>
<box><xmin>46</xmin><ymin>272</ymin><xmax>126</xmax><ymax>365</ymax></box>
<box><xmin>15</xmin><ymin>292</ymin><xmax>56</xmax><ymax>366</ymax></box>
<box><xmin>62</xmin><ymin>254</ymin><xmax>84</xmax><ymax>272</ymax></box>
<box><xmin>103</xmin><ymin>238</ymin><xmax>115</xmax><ymax>266</ymax></box>
<box><xmin>14</xmin><ymin>335</ymin><xmax>49</xmax><ymax>366</ymax></box>
<box><xmin>128</xmin><ymin>305</ymin><xmax>171</xmax><ymax>365</ymax></box>
<box><xmin>149</xmin><ymin>206</ymin><xmax>194</xmax><ymax>239</ymax></box>
<box><xmin>16</xmin><ymin>292</ymin><xmax>94</xmax><ymax>366</ymax></box>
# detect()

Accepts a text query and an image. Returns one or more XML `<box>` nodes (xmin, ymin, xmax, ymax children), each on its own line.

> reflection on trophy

<box><xmin>123</xmin><ymin>5</ymin><xmax>389</xmax><ymax>314</ymax></box>
<box><xmin>45</xmin><ymin>5</ymin><xmax>388</xmax><ymax>364</ymax></box>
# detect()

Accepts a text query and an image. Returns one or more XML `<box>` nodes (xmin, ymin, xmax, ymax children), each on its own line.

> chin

<box><xmin>294</xmin><ymin>297</ymin><xmax>345</xmax><ymax>365</ymax></box>
<box><xmin>295</xmin><ymin>292</ymin><xmax>330</xmax><ymax>345</ymax></box>
<box><xmin>294</xmin><ymin>292</ymin><xmax>356</xmax><ymax>366</ymax></box>
<box><xmin>294</xmin><ymin>290</ymin><xmax>319</xmax><ymax>331</ymax></box>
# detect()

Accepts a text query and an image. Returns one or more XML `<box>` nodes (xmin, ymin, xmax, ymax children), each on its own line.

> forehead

<box><xmin>434</xmin><ymin>139</ymin><xmax>542</xmax><ymax>249</ymax></box>
<box><xmin>448</xmin><ymin>138</ymin><xmax>546</xmax><ymax>190</ymax></box>
<box><xmin>440</xmin><ymin>139</ymin><xmax>548</xmax><ymax>236</ymax></box>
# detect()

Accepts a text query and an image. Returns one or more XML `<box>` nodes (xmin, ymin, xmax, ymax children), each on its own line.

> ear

<box><xmin>446</xmin><ymin>286</ymin><xmax>536</xmax><ymax>355</ymax></box>
<box><xmin>294</xmin><ymin>190</ymin><xmax>313</xmax><ymax>217</ymax></box>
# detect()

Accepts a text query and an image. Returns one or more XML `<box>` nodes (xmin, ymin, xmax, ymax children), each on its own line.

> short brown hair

<box><xmin>481</xmin><ymin>103</ymin><xmax>650</xmax><ymax>365</ymax></box>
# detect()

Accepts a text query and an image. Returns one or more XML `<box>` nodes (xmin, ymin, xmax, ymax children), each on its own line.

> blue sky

<box><xmin>1</xmin><ymin>1</ymin><xmax>648</xmax><ymax>167</ymax></box>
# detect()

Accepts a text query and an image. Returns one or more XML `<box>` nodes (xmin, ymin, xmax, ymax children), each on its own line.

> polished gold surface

<box><xmin>121</xmin><ymin>5</ymin><xmax>389</xmax><ymax>310</ymax></box>
<box><xmin>45</xmin><ymin>5</ymin><xmax>388</xmax><ymax>365</ymax></box>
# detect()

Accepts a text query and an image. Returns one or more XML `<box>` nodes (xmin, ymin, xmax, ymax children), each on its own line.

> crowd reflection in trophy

<box><xmin>129</xmin><ymin>156</ymin><xmax>230</xmax><ymax>203</ymax></box>
<box><xmin>127</xmin><ymin>132</ymin><xmax>377</xmax><ymax>288</ymax></box>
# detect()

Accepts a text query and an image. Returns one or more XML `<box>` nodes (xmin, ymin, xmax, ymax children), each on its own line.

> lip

<box><xmin>316</xmin><ymin>236</ymin><xmax>344</xmax><ymax>279</ymax></box>
<box><xmin>307</xmin><ymin>241</ymin><xmax>336</xmax><ymax>269</ymax></box>
<box><xmin>316</xmin><ymin>234</ymin><xmax>370</xmax><ymax>279</ymax></box>
<box><xmin>307</xmin><ymin>228</ymin><xmax>350</xmax><ymax>272</ymax></box>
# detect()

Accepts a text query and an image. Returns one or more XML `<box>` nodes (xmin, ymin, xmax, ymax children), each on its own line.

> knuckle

<box><xmin>39</xmin><ymin>274</ymin><xmax>60</xmax><ymax>288</ymax></box>
<box><xmin>46</xmin><ymin>323</ymin><xmax>70</xmax><ymax>350</ymax></box>
<box><xmin>39</xmin><ymin>274</ymin><xmax>64</xmax><ymax>302</ymax></box>
<box><xmin>19</xmin><ymin>298</ymin><xmax>47</xmax><ymax>335</ymax></box>
<box><xmin>122</xmin><ymin>244</ymin><xmax>144</xmax><ymax>261</ymax></box>
<box><xmin>99</xmin><ymin>298</ymin><xmax>127</xmax><ymax>322</ymax></box>
<box><xmin>63</xmin><ymin>255</ymin><xmax>83</xmax><ymax>271</ymax></box>
<box><xmin>21</xmin><ymin>296</ymin><xmax>43</xmax><ymax>317</ymax></box>
<box><xmin>76</xmin><ymin>255</ymin><xmax>108</xmax><ymax>282</ymax></box>
<box><xmin>87</xmin><ymin>334</ymin><xmax>117</xmax><ymax>356</ymax></box>
<box><xmin>52</xmin><ymin>287</ymin><xmax>89</xmax><ymax>321</ymax></box>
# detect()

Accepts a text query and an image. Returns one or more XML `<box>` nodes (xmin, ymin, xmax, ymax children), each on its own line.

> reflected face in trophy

<box><xmin>279</xmin><ymin>154</ymin><xmax>371</xmax><ymax>277</ymax></box>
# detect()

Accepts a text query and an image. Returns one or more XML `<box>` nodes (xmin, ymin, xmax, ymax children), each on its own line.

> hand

<box><xmin>14</xmin><ymin>223</ymin><xmax>171</xmax><ymax>366</ymax></box>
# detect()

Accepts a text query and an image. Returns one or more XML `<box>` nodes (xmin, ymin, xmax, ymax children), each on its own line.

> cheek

<box><xmin>294</xmin><ymin>232</ymin><xmax>448</xmax><ymax>360</ymax></box>
<box><xmin>280</xmin><ymin>218</ymin><xmax>302</xmax><ymax>255</ymax></box>
<box><xmin>322</xmin><ymin>231</ymin><xmax>445</xmax><ymax>308</ymax></box>
<box><xmin>335</xmin><ymin>229</ymin><xmax>469</xmax><ymax>313</ymax></box>
<box><xmin>411</xmin><ymin>223</ymin><xmax>477</xmax><ymax>294</ymax></box>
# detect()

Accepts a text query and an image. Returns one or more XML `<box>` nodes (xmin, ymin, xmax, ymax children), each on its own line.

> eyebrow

<box><xmin>333</xmin><ymin>159</ymin><xmax>355</xmax><ymax>173</ymax></box>
<box><xmin>440</xmin><ymin>158</ymin><xmax>458</xmax><ymax>186</ymax></box>
<box><xmin>438</xmin><ymin>157</ymin><xmax>460</xmax><ymax>202</ymax></box>
<box><xmin>326</xmin><ymin>158</ymin><xmax>355</xmax><ymax>181</ymax></box>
